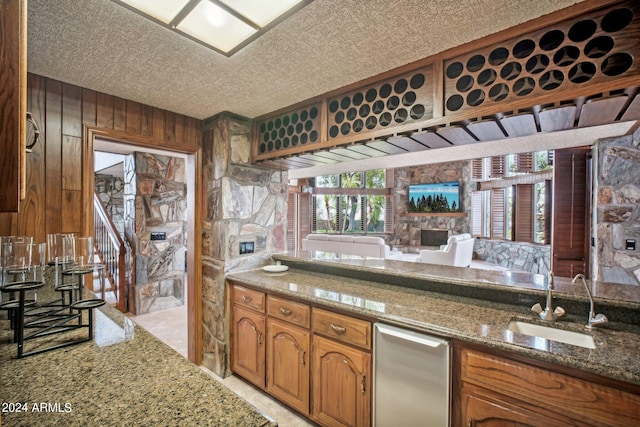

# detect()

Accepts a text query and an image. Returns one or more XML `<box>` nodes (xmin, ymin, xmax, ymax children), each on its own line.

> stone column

<box><xmin>594</xmin><ymin>128</ymin><xmax>640</xmax><ymax>285</ymax></box>
<box><xmin>125</xmin><ymin>152</ymin><xmax>187</xmax><ymax>315</ymax></box>
<box><xmin>201</xmin><ymin>112</ymin><xmax>287</xmax><ymax>376</ymax></box>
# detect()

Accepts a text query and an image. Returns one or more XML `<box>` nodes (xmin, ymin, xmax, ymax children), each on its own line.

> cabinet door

<box><xmin>312</xmin><ymin>335</ymin><xmax>371</xmax><ymax>427</ymax></box>
<box><xmin>231</xmin><ymin>305</ymin><xmax>265</xmax><ymax>388</ymax></box>
<box><xmin>267</xmin><ymin>318</ymin><xmax>310</xmax><ymax>415</ymax></box>
<box><xmin>0</xmin><ymin>0</ymin><xmax>26</xmax><ymax>212</ymax></box>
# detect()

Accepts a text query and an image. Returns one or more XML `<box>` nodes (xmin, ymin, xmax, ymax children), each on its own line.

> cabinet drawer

<box><xmin>312</xmin><ymin>308</ymin><xmax>371</xmax><ymax>350</ymax></box>
<box><xmin>232</xmin><ymin>284</ymin><xmax>265</xmax><ymax>313</ymax></box>
<box><xmin>461</xmin><ymin>348</ymin><xmax>640</xmax><ymax>426</ymax></box>
<box><xmin>267</xmin><ymin>295</ymin><xmax>310</xmax><ymax>328</ymax></box>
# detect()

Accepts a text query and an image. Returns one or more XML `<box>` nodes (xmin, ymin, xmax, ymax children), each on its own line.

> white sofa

<box><xmin>419</xmin><ymin>233</ymin><xmax>475</xmax><ymax>267</ymax></box>
<box><xmin>301</xmin><ymin>234</ymin><xmax>391</xmax><ymax>258</ymax></box>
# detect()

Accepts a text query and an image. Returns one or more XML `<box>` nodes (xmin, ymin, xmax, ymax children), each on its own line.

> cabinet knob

<box><xmin>242</xmin><ymin>295</ymin><xmax>252</xmax><ymax>303</ymax></box>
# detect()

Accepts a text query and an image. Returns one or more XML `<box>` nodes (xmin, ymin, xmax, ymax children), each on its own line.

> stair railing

<box><xmin>93</xmin><ymin>191</ymin><xmax>128</xmax><ymax>312</ymax></box>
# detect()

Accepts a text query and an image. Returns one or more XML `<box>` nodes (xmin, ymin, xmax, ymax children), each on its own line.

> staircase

<box><xmin>93</xmin><ymin>192</ymin><xmax>133</xmax><ymax>312</ymax></box>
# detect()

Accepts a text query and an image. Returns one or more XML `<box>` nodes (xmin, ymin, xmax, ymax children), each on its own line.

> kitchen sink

<box><xmin>507</xmin><ymin>320</ymin><xmax>596</xmax><ymax>349</ymax></box>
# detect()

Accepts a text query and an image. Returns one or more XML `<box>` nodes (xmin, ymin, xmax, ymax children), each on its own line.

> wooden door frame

<box><xmin>82</xmin><ymin>126</ymin><xmax>203</xmax><ymax>365</ymax></box>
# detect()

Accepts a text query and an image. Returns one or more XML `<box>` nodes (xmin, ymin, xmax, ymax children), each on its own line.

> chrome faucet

<box><xmin>572</xmin><ymin>274</ymin><xmax>608</xmax><ymax>329</ymax></box>
<box><xmin>531</xmin><ymin>272</ymin><xmax>565</xmax><ymax>321</ymax></box>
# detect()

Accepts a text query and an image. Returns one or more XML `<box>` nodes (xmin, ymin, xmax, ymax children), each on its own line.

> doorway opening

<box><xmin>85</xmin><ymin>128</ymin><xmax>201</xmax><ymax>364</ymax></box>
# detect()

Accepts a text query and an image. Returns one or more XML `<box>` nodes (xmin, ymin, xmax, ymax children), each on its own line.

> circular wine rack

<box><xmin>256</xmin><ymin>104</ymin><xmax>322</xmax><ymax>155</ymax></box>
<box><xmin>326</xmin><ymin>66</ymin><xmax>433</xmax><ymax>140</ymax></box>
<box><xmin>443</xmin><ymin>2</ymin><xmax>639</xmax><ymax>113</ymax></box>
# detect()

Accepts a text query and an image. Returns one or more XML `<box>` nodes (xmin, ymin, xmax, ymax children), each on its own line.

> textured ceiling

<box><xmin>28</xmin><ymin>0</ymin><xmax>582</xmax><ymax>121</ymax></box>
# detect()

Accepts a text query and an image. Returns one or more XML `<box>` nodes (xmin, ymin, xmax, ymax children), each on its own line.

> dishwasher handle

<box><xmin>375</xmin><ymin>323</ymin><xmax>447</xmax><ymax>348</ymax></box>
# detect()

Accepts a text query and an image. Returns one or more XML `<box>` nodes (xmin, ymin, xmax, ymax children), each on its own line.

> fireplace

<box><xmin>421</xmin><ymin>229</ymin><xmax>449</xmax><ymax>247</ymax></box>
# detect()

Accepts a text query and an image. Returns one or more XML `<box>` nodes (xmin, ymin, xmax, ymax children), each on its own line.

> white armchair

<box><xmin>419</xmin><ymin>233</ymin><xmax>474</xmax><ymax>267</ymax></box>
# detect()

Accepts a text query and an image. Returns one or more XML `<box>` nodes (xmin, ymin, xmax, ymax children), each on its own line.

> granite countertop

<box><xmin>227</xmin><ymin>253</ymin><xmax>640</xmax><ymax>387</ymax></box>
<box><xmin>0</xmin><ymin>284</ymin><xmax>276</xmax><ymax>427</ymax></box>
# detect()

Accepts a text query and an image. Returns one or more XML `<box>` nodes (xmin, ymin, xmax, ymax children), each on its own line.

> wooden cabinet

<box><xmin>231</xmin><ymin>305</ymin><xmax>265</xmax><ymax>388</ymax></box>
<box><xmin>230</xmin><ymin>282</ymin><xmax>372</xmax><ymax>426</ymax></box>
<box><xmin>265</xmin><ymin>294</ymin><xmax>311</xmax><ymax>414</ymax></box>
<box><xmin>311</xmin><ymin>335</ymin><xmax>371</xmax><ymax>427</ymax></box>
<box><xmin>230</xmin><ymin>285</ymin><xmax>266</xmax><ymax>388</ymax></box>
<box><xmin>462</xmin><ymin>385</ymin><xmax>577</xmax><ymax>427</ymax></box>
<box><xmin>457</xmin><ymin>345</ymin><xmax>640</xmax><ymax>427</ymax></box>
<box><xmin>0</xmin><ymin>0</ymin><xmax>27</xmax><ymax>212</ymax></box>
<box><xmin>312</xmin><ymin>307</ymin><xmax>372</xmax><ymax>350</ymax></box>
<box><xmin>232</xmin><ymin>284</ymin><xmax>266</xmax><ymax>312</ymax></box>
<box><xmin>266</xmin><ymin>317</ymin><xmax>310</xmax><ymax>414</ymax></box>
<box><xmin>267</xmin><ymin>294</ymin><xmax>310</xmax><ymax>328</ymax></box>
<box><xmin>311</xmin><ymin>310</ymin><xmax>372</xmax><ymax>427</ymax></box>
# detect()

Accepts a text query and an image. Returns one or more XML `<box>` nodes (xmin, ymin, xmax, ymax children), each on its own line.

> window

<box><xmin>471</xmin><ymin>152</ymin><xmax>551</xmax><ymax>244</ymax></box>
<box><xmin>311</xmin><ymin>169</ymin><xmax>391</xmax><ymax>234</ymax></box>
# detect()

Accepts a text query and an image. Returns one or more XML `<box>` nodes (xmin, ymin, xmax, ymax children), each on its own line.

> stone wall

<box><xmin>474</xmin><ymin>239</ymin><xmax>550</xmax><ymax>274</ymax></box>
<box><xmin>389</xmin><ymin>161</ymin><xmax>471</xmax><ymax>246</ymax></box>
<box><xmin>201</xmin><ymin>113</ymin><xmax>287</xmax><ymax>377</ymax></box>
<box><xmin>594</xmin><ymin>129</ymin><xmax>640</xmax><ymax>285</ymax></box>
<box><xmin>94</xmin><ymin>173</ymin><xmax>125</xmax><ymax>236</ymax></box>
<box><xmin>126</xmin><ymin>152</ymin><xmax>187</xmax><ymax>314</ymax></box>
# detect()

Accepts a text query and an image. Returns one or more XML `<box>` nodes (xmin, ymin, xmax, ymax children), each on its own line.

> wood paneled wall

<box><xmin>0</xmin><ymin>74</ymin><xmax>203</xmax><ymax>241</ymax></box>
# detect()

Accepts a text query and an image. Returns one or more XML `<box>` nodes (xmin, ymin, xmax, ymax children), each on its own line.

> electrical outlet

<box><xmin>240</xmin><ymin>241</ymin><xmax>255</xmax><ymax>254</ymax></box>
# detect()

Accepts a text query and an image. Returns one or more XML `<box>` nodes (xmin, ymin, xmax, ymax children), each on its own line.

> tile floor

<box><xmin>128</xmin><ymin>302</ymin><xmax>313</xmax><ymax>427</ymax></box>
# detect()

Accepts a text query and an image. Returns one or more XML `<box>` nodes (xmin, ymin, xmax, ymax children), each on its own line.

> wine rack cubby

<box><xmin>326</xmin><ymin>66</ymin><xmax>433</xmax><ymax>140</ymax></box>
<box><xmin>443</xmin><ymin>1</ymin><xmax>640</xmax><ymax>113</ymax></box>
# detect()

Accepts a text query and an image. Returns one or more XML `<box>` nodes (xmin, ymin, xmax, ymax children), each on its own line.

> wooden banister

<box><xmin>93</xmin><ymin>191</ymin><xmax>129</xmax><ymax>312</ymax></box>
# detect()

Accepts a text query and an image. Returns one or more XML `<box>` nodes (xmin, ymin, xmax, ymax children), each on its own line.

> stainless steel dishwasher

<box><xmin>373</xmin><ymin>323</ymin><xmax>450</xmax><ymax>426</ymax></box>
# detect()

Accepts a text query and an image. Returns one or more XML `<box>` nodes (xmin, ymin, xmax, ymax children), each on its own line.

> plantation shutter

<box><xmin>544</xmin><ymin>179</ymin><xmax>552</xmax><ymax>245</ymax></box>
<box><xmin>385</xmin><ymin>168</ymin><xmax>395</xmax><ymax>188</ymax></box>
<box><xmin>514</xmin><ymin>184</ymin><xmax>534</xmax><ymax>242</ymax></box>
<box><xmin>384</xmin><ymin>196</ymin><xmax>393</xmax><ymax>233</ymax></box>
<box><xmin>516</xmin><ymin>152</ymin><xmax>534</xmax><ymax>172</ymax></box>
<box><xmin>298</xmin><ymin>193</ymin><xmax>316</xmax><ymax>239</ymax></box>
<box><xmin>360</xmin><ymin>196</ymin><xmax>366</xmax><ymax>232</ymax></box>
<box><xmin>471</xmin><ymin>191</ymin><xmax>484</xmax><ymax>237</ymax></box>
<box><xmin>490</xmin><ymin>188</ymin><xmax>506</xmax><ymax>239</ymax></box>
<box><xmin>287</xmin><ymin>191</ymin><xmax>296</xmax><ymax>250</ymax></box>
<box><xmin>490</xmin><ymin>156</ymin><xmax>505</xmax><ymax>178</ymax></box>
<box><xmin>471</xmin><ymin>159</ymin><xmax>483</xmax><ymax>180</ymax></box>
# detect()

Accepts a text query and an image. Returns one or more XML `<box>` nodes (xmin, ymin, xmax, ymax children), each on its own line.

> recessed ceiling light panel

<box><xmin>177</xmin><ymin>1</ymin><xmax>256</xmax><ymax>53</ymax></box>
<box><xmin>119</xmin><ymin>0</ymin><xmax>190</xmax><ymax>24</ymax></box>
<box><xmin>113</xmin><ymin>0</ymin><xmax>312</xmax><ymax>56</ymax></box>
<box><xmin>219</xmin><ymin>0</ymin><xmax>305</xmax><ymax>27</ymax></box>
